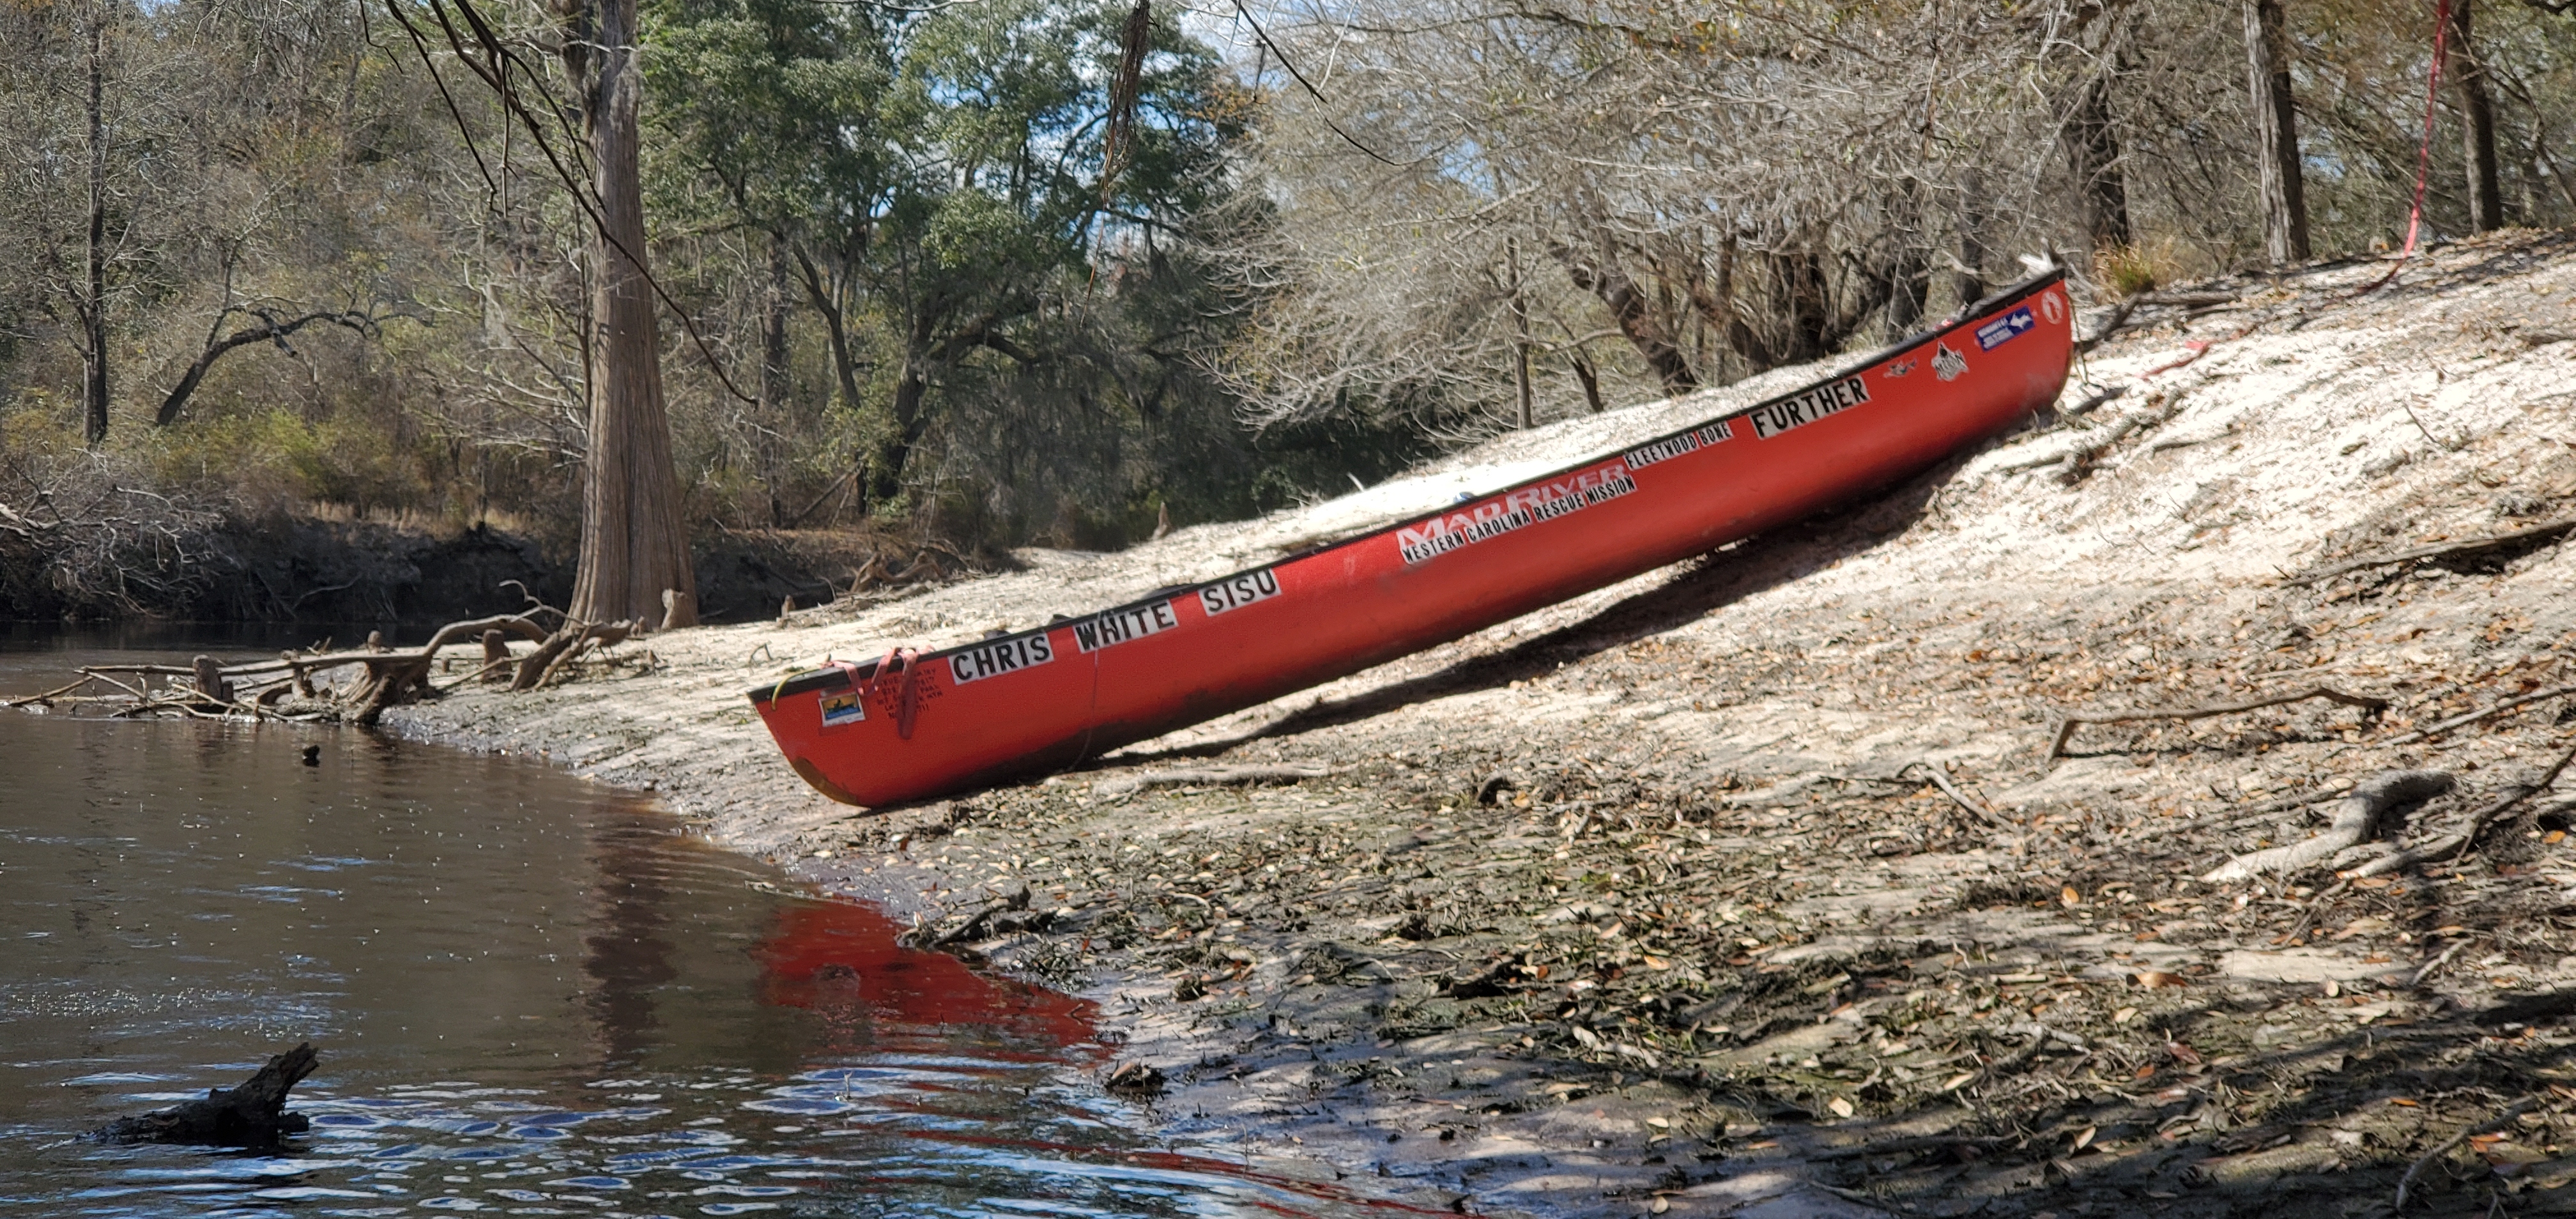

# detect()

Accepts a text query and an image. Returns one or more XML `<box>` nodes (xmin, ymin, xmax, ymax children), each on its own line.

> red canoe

<box><xmin>751</xmin><ymin>272</ymin><xmax>2073</xmax><ymax>807</ymax></box>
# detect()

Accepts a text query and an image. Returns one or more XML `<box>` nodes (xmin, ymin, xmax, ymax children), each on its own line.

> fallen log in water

<box><xmin>6</xmin><ymin>593</ymin><xmax>659</xmax><ymax>724</ymax></box>
<box><xmin>90</xmin><ymin>1043</ymin><xmax>318</xmax><ymax>1147</ymax></box>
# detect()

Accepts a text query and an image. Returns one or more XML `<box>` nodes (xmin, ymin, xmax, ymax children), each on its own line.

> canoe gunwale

<box><xmin>746</xmin><ymin>267</ymin><xmax>2069</xmax><ymax>708</ymax></box>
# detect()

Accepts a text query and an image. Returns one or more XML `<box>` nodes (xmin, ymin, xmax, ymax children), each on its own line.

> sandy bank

<box><xmin>390</xmin><ymin>230</ymin><xmax>2576</xmax><ymax>1217</ymax></box>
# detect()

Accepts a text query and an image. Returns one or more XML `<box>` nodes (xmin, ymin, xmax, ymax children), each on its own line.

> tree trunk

<box><xmin>1954</xmin><ymin>167</ymin><xmax>1989</xmax><ymax>307</ymax></box>
<box><xmin>1506</xmin><ymin>241</ymin><xmax>1533</xmax><ymax>429</ymax></box>
<box><xmin>2447</xmin><ymin>0</ymin><xmax>2504</xmax><ymax>232</ymax></box>
<box><xmin>762</xmin><ymin>237</ymin><xmax>792</xmax><ymax>526</ymax></box>
<box><xmin>1559</xmin><ymin>246</ymin><xmax>1696</xmax><ymax>396</ymax></box>
<box><xmin>870</xmin><ymin>310</ymin><xmax>938</xmax><ymax>510</ymax></box>
<box><xmin>1885</xmin><ymin>183</ymin><xmax>1930</xmax><ymax>334</ymax></box>
<box><xmin>2067</xmin><ymin>73</ymin><xmax>2134</xmax><ymax>251</ymax></box>
<box><xmin>81</xmin><ymin>0</ymin><xmax>109</xmax><ymax>447</ymax></box>
<box><xmin>568</xmin><ymin>0</ymin><xmax>697</xmax><ymax>630</ymax></box>
<box><xmin>1567</xmin><ymin>348</ymin><xmax>1605</xmax><ymax>414</ymax></box>
<box><xmin>2242</xmin><ymin>0</ymin><xmax>2310</xmax><ymax>263</ymax></box>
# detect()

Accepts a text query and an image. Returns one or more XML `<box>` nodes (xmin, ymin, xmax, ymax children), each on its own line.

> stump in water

<box><xmin>91</xmin><ymin>1042</ymin><xmax>318</xmax><ymax>1147</ymax></box>
<box><xmin>481</xmin><ymin>629</ymin><xmax>511</xmax><ymax>684</ymax></box>
<box><xmin>191</xmin><ymin>655</ymin><xmax>232</xmax><ymax>707</ymax></box>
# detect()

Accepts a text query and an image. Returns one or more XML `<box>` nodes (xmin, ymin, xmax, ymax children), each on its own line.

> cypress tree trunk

<box><xmin>2446</xmin><ymin>0</ymin><xmax>2504</xmax><ymax>231</ymax></box>
<box><xmin>80</xmin><ymin>0</ymin><xmax>110</xmax><ymax>447</ymax></box>
<box><xmin>568</xmin><ymin>0</ymin><xmax>697</xmax><ymax>629</ymax></box>
<box><xmin>2067</xmin><ymin>74</ymin><xmax>2134</xmax><ymax>251</ymax></box>
<box><xmin>762</xmin><ymin>237</ymin><xmax>792</xmax><ymax>527</ymax></box>
<box><xmin>2242</xmin><ymin>0</ymin><xmax>2310</xmax><ymax>263</ymax></box>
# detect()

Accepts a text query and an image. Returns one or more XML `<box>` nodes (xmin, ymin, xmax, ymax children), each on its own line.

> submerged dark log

<box><xmin>91</xmin><ymin>1043</ymin><xmax>318</xmax><ymax>1147</ymax></box>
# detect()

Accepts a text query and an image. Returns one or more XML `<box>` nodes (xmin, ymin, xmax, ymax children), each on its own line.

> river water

<box><xmin>0</xmin><ymin>632</ymin><xmax>1404</xmax><ymax>1218</ymax></box>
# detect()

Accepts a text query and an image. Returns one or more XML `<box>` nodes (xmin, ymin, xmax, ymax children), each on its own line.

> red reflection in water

<box><xmin>757</xmin><ymin>896</ymin><xmax>1098</xmax><ymax>1050</ymax></box>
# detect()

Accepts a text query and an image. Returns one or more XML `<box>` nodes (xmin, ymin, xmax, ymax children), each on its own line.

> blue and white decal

<box><xmin>1975</xmin><ymin>306</ymin><xmax>2035</xmax><ymax>351</ymax></box>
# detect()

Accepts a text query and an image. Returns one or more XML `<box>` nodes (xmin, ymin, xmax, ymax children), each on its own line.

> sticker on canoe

<box><xmin>1199</xmin><ymin>569</ymin><xmax>1282</xmax><ymax>616</ymax></box>
<box><xmin>1886</xmin><ymin>357</ymin><xmax>1917</xmax><ymax>378</ymax></box>
<box><xmin>1975</xmin><ymin>306</ymin><xmax>2035</xmax><ymax>351</ymax></box>
<box><xmin>1510</xmin><ymin>463</ymin><xmax>1637</xmax><ymax>523</ymax></box>
<box><xmin>949</xmin><ymin>632</ymin><xmax>1055</xmax><ymax>684</ymax></box>
<box><xmin>1398</xmin><ymin>462</ymin><xmax>1635</xmax><ymax>565</ymax></box>
<box><xmin>1623</xmin><ymin>421</ymin><xmax>1733</xmax><ymax>470</ymax></box>
<box><xmin>2040</xmin><ymin>291</ymin><xmax>2066</xmax><ymax>325</ymax></box>
<box><xmin>1397</xmin><ymin>502</ymin><xmax>1532</xmax><ymax>564</ymax></box>
<box><xmin>1071</xmin><ymin>599</ymin><xmax>1182</xmax><ymax>653</ymax></box>
<box><xmin>1747</xmin><ymin>375</ymin><xmax>1871</xmax><ymax>440</ymax></box>
<box><xmin>1933</xmin><ymin>342</ymin><xmax>1969</xmax><ymax>382</ymax></box>
<box><xmin>819</xmin><ymin>687</ymin><xmax>865</xmax><ymax>726</ymax></box>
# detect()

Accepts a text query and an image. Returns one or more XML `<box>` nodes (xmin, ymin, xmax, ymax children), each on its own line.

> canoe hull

<box><xmin>752</xmin><ymin>273</ymin><xmax>2073</xmax><ymax>807</ymax></box>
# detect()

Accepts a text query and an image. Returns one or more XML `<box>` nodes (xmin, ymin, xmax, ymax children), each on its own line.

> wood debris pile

<box><xmin>8</xmin><ymin>601</ymin><xmax>656</xmax><ymax>725</ymax></box>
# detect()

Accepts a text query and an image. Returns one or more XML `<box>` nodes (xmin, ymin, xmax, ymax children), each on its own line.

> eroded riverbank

<box><xmin>364</xmin><ymin>232</ymin><xmax>2576</xmax><ymax>1216</ymax></box>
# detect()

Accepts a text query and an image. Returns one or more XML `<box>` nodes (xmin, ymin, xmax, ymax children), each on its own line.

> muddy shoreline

<box><xmin>374</xmin><ymin>233</ymin><xmax>2576</xmax><ymax>1217</ymax></box>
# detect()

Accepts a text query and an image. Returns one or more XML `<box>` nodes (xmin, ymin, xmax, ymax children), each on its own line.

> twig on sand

<box><xmin>2074</xmin><ymin>298</ymin><xmax>2143</xmax><ymax>355</ymax></box>
<box><xmin>2122</xmin><ymin>785</ymin><xmax>2350</xmax><ymax>843</ymax></box>
<box><xmin>1094</xmin><ymin>763</ymin><xmax>1333</xmax><ymax>797</ymax></box>
<box><xmin>2395</xmin><ymin>1094</ymin><xmax>2537</xmax><ymax>1211</ymax></box>
<box><xmin>2204</xmin><ymin>770</ymin><xmax>2453</xmax><ymax>882</ymax></box>
<box><xmin>2343</xmin><ymin>740</ymin><xmax>2576</xmax><ymax>880</ymax></box>
<box><xmin>2048</xmin><ymin>686</ymin><xmax>2389</xmax><ymax>762</ymax></box>
<box><xmin>2388</xmin><ymin>684</ymin><xmax>2576</xmax><ymax>745</ymax></box>
<box><xmin>2400</xmin><ymin>399</ymin><xmax>2469</xmax><ymax>452</ymax></box>
<box><xmin>1903</xmin><ymin>761</ymin><xmax>2004</xmax><ymax>829</ymax></box>
<box><xmin>2412</xmin><ymin>937</ymin><xmax>2475</xmax><ymax>988</ymax></box>
<box><xmin>2287</xmin><ymin>516</ymin><xmax>2576</xmax><ymax>586</ymax></box>
<box><xmin>2054</xmin><ymin>393</ymin><xmax>2188</xmax><ymax>484</ymax></box>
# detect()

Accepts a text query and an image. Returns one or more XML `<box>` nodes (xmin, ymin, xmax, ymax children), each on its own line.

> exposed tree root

<box><xmin>2047</xmin><ymin>684</ymin><xmax>2389</xmax><ymax>762</ymax></box>
<box><xmin>1094</xmin><ymin>763</ymin><xmax>1335</xmax><ymax>797</ymax></box>
<box><xmin>2288</xmin><ymin>514</ymin><xmax>2576</xmax><ymax>586</ymax></box>
<box><xmin>2343</xmin><ymin>741</ymin><xmax>2576</xmax><ymax>879</ymax></box>
<box><xmin>2388</xmin><ymin>684</ymin><xmax>2576</xmax><ymax>744</ymax></box>
<box><xmin>2202</xmin><ymin>769</ymin><xmax>2453</xmax><ymax>882</ymax></box>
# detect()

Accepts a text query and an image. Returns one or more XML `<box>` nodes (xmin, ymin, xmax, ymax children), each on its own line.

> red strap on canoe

<box><xmin>2355</xmin><ymin>0</ymin><xmax>2451</xmax><ymax>296</ymax></box>
<box><xmin>866</xmin><ymin>647</ymin><xmax>923</xmax><ymax>740</ymax></box>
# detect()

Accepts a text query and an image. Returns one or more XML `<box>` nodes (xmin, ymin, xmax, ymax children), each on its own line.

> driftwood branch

<box><xmin>219</xmin><ymin>615</ymin><xmax>548</xmax><ymax>680</ymax></box>
<box><xmin>12</xmin><ymin>600</ymin><xmax>652</xmax><ymax>726</ymax></box>
<box><xmin>91</xmin><ymin>1043</ymin><xmax>318</xmax><ymax>1147</ymax></box>
<box><xmin>2388</xmin><ymin>684</ymin><xmax>2576</xmax><ymax>745</ymax></box>
<box><xmin>1903</xmin><ymin>761</ymin><xmax>2004</xmax><ymax>828</ymax></box>
<box><xmin>2343</xmin><ymin>742</ymin><xmax>2576</xmax><ymax>879</ymax></box>
<box><xmin>904</xmin><ymin>883</ymin><xmax>1047</xmax><ymax>949</ymax></box>
<box><xmin>2053</xmin><ymin>394</ymin><xmax>2188</xmax><ymax>484</ymax></box>
<box><xmin>1094</xmin><ymin>763</ymin><xmax>1335</xmax><ymax>797</ymax></box>
<box><xmin>2288</xmin><ymin>515</ymin><xmax>2576</xmax><ymax>586</ymax></box>
<box><xmin>2395</xmin><ymin>1094</ymin><xmax>2539</xmax><ymax>1211</ymax></box>
<box><xmin>2047</xmin><ymin>685</ymin><xmax>2389</xmax><ymax>762</ymax></box>
<box><xmin>2122</xmin><ymin>785</ymin><xmax>2349</xmax><ymax>843</ymax></box>
<box><xmin>2074</xmin><ymin>298</ymin><xmax>2142</xmax><ymax>355</ymax></box>
<box><xmin>2203</xmin><ymin>770</ymin><xmax>2453</xmax><ymax>882</ymax></box>
<box><xmin>509</xmin><ymin>620</ymin><xmax>638</xmax><ymax>693</ymax></box>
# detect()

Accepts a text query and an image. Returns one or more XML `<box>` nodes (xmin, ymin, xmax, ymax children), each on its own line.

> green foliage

<box><xmin>642</xmin><ymin>0</ymin><xmax>1316</xmax><ymax>546</ymax></box>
